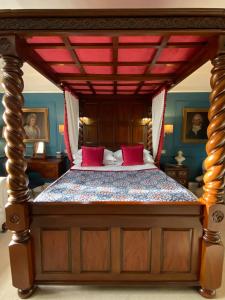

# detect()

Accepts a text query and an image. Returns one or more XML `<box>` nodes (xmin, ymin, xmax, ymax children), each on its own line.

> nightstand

<box><xmin>26</xmin><ymin>156</ymin><xmax>67</xmax><ymax>180</ymax></box>
<box><xmin>164</xmin><ymin>164</ymin><xmax>189</xmax><ymax>187</ymax></box>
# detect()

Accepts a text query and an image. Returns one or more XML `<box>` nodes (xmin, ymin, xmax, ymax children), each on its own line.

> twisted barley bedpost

<box><xmin>0</xmin><ymin>36</ymin><xmax>35</xmax><ymax>299</ymax></box>
<box><xmin>199</xmin><ymin>50</ymin><xmax>225</xmax><ymax>298</ymax></box>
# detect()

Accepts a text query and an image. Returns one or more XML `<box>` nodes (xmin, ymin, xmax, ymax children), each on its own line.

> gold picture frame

<box><xmin>22</xmin><ymin>108</ymin><xmax>49</xmax><ymax>143</ymax></box>
<box><xmin>182</xmin><ymin>108</ymin><xmax>209</xmax><ymax>143</ymax></box>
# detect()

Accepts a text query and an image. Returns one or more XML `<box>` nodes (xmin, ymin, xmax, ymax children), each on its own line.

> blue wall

<box><xmin>161</xmin><ymin>92</ymin><xmax>210</xmax><ymax>180</ymax></box>
<box><xmin>0</xmin><ymin>92</ymin><xmax>209</xmax><ymax>180</ymax></box>
<box><xmin>0</xmin><ymin>93</ymin><xmax>65</xmax><ymax>157</ymax></box>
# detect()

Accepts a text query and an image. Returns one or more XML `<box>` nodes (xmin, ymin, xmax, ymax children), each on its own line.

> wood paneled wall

<box><xmin>80</xmin><ymin>95</ymin><xmax>151</xmax><ymax>151</ymax></box>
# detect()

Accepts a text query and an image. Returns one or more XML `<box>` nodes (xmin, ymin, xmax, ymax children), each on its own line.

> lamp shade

<box><xmin>164</xmin><ymin>124</ymin><xmax>174</xmax><ymax>134</ymax></box>
<box><xmin>142</xmin><ymin>118</ymin><xmax>151</xmax><ymax>125</ymax></box>
<box><xmin>58</xmin><ymin>124</ymin><xmax>64</xmax><ymax>134</ymax></box>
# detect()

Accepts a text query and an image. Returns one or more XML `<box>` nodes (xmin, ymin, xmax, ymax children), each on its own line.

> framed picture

<box><xmin>182</xmin><ymin>108</ymin><xmax>209</xmax><ymax>143</ymax></box>
<box><xmin>22</xmin><ymin>108</ymin><xmax>49</xmax><ymax>142</ymax></box>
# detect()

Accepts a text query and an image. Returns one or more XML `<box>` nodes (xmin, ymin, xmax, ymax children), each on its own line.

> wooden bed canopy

<box><xmin>0</xmin><ymin>8</ymin><xmax>225</xmax><ymax>299</ymax></box>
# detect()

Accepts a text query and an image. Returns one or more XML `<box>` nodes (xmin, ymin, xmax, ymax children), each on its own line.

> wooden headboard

<box><xmin>79</xmin><ymin>95</ymin><xmax>152</xmax><ymax>152</ymax></box>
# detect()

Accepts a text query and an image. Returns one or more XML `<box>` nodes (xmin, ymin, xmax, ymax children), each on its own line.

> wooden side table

<box><xmin>26</xmin><ymin>157</ymin><xmax>67</xmax><ymax>180</ymax></box>
<box><xmin>164</xmin><ymin>164</ymin><xmax>189</xmax><ymax>187</ymax></box>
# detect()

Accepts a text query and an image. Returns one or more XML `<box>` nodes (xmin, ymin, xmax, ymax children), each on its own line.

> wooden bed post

<box><xmin>0</xmin><ymin>36</ymin><xmax>35</xmax><ymax>299</ymax></box>
<box><xmin>199</xmin><ymin>36</ymin><xmax>225</xmax><ymax>298</ymax></box>
<box><xmin>146</xmin><ymin>107</ymin><xmax>152</xmax><ymax>154</ymax></box>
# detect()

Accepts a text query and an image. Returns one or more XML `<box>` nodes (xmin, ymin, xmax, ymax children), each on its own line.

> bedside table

<box><xmin>164</xmin><ymin>164</ymin><xmax>189</xmax><ymax>187</ymax></box>
<box><xmin>26</xmin><ymin>157</ymin><xmax>67</xmax><ymax>180</ymax></box>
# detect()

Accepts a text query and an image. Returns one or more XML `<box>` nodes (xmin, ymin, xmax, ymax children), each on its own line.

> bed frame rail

<box><xmin>31</xmin><ymin>203</ymin><xmax>203</xmax><ymax>285</ymax></box>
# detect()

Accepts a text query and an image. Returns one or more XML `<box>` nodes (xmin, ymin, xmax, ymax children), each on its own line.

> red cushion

<box><xmin>81</xmin><ymin>146</ymin><xmax>104</xmax><ymax>166</ymax></box>
<box><xmin>121</xmin><ymin>145</ymin><xmax>144</xmax><ymax>166</ymax></box>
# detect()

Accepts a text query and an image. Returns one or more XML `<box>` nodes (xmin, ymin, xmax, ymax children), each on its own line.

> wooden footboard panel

<box><xmin>31</xmin><ymin>203</ymin><xmax>203</xmax><ymax>285</ymax></box>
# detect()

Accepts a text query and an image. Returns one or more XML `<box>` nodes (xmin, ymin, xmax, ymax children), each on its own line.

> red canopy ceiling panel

<box><xmin>119</xmin><ymin>36</ymin><xmax>162</xmax><ymax>43</ymax></box>
<box><xmin>84</xmin><ymin>66</ymin><xmax>113</xmax><ymax>74</ymax></box>
<box><xmin>118</xmin><ymin>66</ymin><xmax>146</xmax><ymax>74</ymax></box>
<box><xmin>168</xmin><ymin>35</ymin><xmax>208</xmax><ymax>43</ymax></box>
<box><xmin>93</xmin><ymin>86</ymin><xmax>113</xmax><ymax>90</ymax></box>
<box><xmin>75</xmin><ymin>49</ymin><xmax>112</xmax><ymax>62</ymax></box>
<box><xmin>64</xmin><ymin>80</ymin><xmax>88</xmax><ymax>84</ymax></box>
<box><xmin>71</xmin><ymin>86</ymin><xmax>91</xmax><ymax>90</ymax></box>
<box><xmin>26</xmin><ymin>33</ymin><xmax>213</xmax><ymax>96</ymax></box>
<box><xmin>51</xmin><ymin>65</ymin><xmax>81</xmax><ymax>74</ymax></box>
<box><xmin>117</xmin><ymin>86</ymin><xmax>138</xmax><ymax>91</ymax></box>
<box><xmin>144</xmin><ymin>80</ymin><xmax>164</xmax><ymax>84</ymax></box>
<box><xmin>141</xmin><ymin>86</ymin><xmax>156</xmax><ymax>91</ymax></box>
<box><xmin>26</xmin><ymin>36</ymin><xmax>63</xmax><ymax>44</ymax></box>
<box><xmin>118</xmin><ymin>48</ymin><xmax>156</xmax><ymax>62</ymax></box>
<box><xmin>69</xmin><ymin>36</ymin><xmax>112</xmax><ymax>44</ymax></box>
<box><xmin>151</xmin><ymin>65</ymin><xmax>180</xmax><ymax>74</ymax></box>
<box><xmin>91</xmin><ymin>81</ymin><xmax>114</xmax><ymax>84</ymax></box>
<box><xmin>35</xmin><ymin>49</ymin><xmax>73</xmax><ymax>62</ymax></box>
<box><xmin>157</xmin><ymin>48</ymin><xmax>200</xmax><ymax>62</ymax></box>
<box><xmin>118</xmin><ymin>81</ymin><xmax>140</xmax><ymax>84</ymax></box>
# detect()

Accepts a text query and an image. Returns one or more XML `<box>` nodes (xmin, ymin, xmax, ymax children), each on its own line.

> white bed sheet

<box><xmin>71</xmin><ymin>163</ymin><xmax>157</xmax><ymax>172</ymax></box>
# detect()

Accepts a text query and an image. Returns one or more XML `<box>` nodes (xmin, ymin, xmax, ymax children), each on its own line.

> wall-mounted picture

<box><xmin>182</xmin><ymin>108</ymin><xmax>209</xmax><ymax>143</ymax></box>
<box><xmin>22</xmin><ymin>108</ymin><xmax>49</xmax><ymax>142</ymax></box>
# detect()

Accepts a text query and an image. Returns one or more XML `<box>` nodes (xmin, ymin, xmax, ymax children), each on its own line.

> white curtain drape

<box><xmin>152</xmin><ymin>88</ymin><xmax>167</xmax><ymax>161</ymax></box>
<box><xmin>64</xmin><ymin>90</ymin><xmax>79</xmax><ymax>160</ymax></box>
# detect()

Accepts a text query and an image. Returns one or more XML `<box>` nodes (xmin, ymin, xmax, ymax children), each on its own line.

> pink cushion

<box><xmin>121</xmin><ymin>145</ymin><xmax>144</xmax><ymax>166</ymax></box>
<box><xmin>81</xmin><ymin>146</ymin><xmax>105</xmax><ymax>166</ymax></box>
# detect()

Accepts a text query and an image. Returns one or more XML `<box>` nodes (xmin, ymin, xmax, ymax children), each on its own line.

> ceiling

<box><xmin>0</xmin><ymin>0</ymin><xmax>225</xmax><ymax>9</ymax></box>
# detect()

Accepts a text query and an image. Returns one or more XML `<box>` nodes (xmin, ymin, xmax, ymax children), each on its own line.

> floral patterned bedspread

<box><xmin>34</xmin><ymin>169</ymin><xmax>197</xmax><ymax>203</ymax></box>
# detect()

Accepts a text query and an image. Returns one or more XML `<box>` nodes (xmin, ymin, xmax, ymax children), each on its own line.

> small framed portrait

<box><xmin>182</xmin><ymin>108</ymin><xmax>209</xmax><ymax>143</ymax></box>
<box><xmin>22</xmin><ymin>108</ymin><xmax>49</xmax><ymax>142</ymax></box>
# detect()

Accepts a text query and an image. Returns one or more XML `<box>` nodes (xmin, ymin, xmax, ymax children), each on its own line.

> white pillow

<box><xmin>73</xmin><ymin>148</ymin><xmax>116</xmax><ymax>166</ymax></box>
<box><xmin>143</xmin><ymin>149</ymin><xmax>155</xmax><ymax>163</ymax></box>
<box><xmin>104</xmin><ymin>149</ymin><xmax>117</xmax><ymax>164</ymax></box>
<box><xmin>114</xmin><ymin>149</ymin><xmax>154</xmax><ymax>164</ymax></box>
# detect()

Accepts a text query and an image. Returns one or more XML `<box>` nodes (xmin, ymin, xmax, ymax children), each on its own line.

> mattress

<box><xmin>34</xmin><ymin>165</ymin><xmax>197</xmax><ymax>203</ymax></box>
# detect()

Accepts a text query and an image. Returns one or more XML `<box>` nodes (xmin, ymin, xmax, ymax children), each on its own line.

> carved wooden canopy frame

<box><xmin>0</xmin><ymin>8</ymin><xmax>224</xmax><ymax>299</ymax></box>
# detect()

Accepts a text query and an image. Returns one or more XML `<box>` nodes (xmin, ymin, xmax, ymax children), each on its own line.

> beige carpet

<box><xmin>0</xmin><ymin>231</ymin><xmax>225</xmax><ymax>300</ymax></box>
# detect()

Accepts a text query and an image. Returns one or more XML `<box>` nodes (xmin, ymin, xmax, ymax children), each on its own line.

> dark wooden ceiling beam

<box><xmin>16</xmin><ymin>38</ymin><xmax>62</xmax><ymax>90</ymax></box>
<box><xmin>60</xmin><ymin>74</ymin><xmax>173</xmax><ymax>81</ymax></box>
<box><xmin>62</xmin><ymin>36</ymin><xmax>86</xmax><ymax>73</ymax></box>
<box><xmin>30</xmin><ymin>41</ymin><xmax>207</xmax><ymax>49</ymax></box>
<box><xmin>170</xmin><ymin>36</ymin><xmax>218</xmax><ymax>90</ymax></box>
<box><xmin>70</xmin><ymin>83</ymin><xmax>156</xmax><ymax>86</ymax></box>
<box><xmin>48</xmin><ymin>61</ymin><xmax>184</xmax><ymax>66</ymax></box>
<box><xmin>146</xmin><ymin>36</ymin><xmax>170</xmax><ymax>73</ymax></box>
<box><xmin>135</xmin><ymin>36</ymin><xmax>170</xmax><ymax>94</ymax></box>
<box><xmin>112</xmin><ymin>36</ymin><xmax>118</xmax><ymax>95</ymax></box>
<box><xmin>74</xmin><ymin>89</ymin><xmax>153</xmax><ymax>94</ymax></box>
<box><xmin>62</xmin><ymin>36</ymin><xmax>95</xmax><ymax>94</ymax></box>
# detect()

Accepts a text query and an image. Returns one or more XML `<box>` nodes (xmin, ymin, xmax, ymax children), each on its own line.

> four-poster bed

<box><xmin>0</xmin><ymin>8</ymin><xmax>225</xmax><ymax>299</ymax></box>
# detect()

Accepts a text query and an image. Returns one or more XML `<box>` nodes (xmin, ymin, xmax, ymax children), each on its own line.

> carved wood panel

<box><xmin>121</xmin><ymin>229</ymin><xmax>151</xmax><ymax>272</ymax></box>
<box><xmin>81</xmin><ymin>96</ymin><xmax>150</xmax><ymax>150</ymax></box>
<box><xmin>33</xmin><ymin>209</ymin><xmax>202</xmax><ymax>282</ymax></box>
<box><xmin>41</xmin><ymin>229</ymin><xmax>71</xmax><ymax>272</ymax></box>
<box><xmin>80</xmin><ymin>229</ymin><xmax>111</xmax><ymax>272</ymax></box>
<box><xmin>161</xmin><ymin>229</ymin><xmax>192</xmax><ymax>273</ymax></box>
